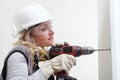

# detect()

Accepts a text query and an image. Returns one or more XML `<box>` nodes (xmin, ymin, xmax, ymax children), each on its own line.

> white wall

<box><xmin>0</xmin><ymin>0</ymin><xmax>98</xmax><ymax>80</ymax></box>
<box><xmin>98</xmin><ymin>0</ymin><xmax>112</xmax><ymax>80</ymax></box>
<box><xmin>110</xmin><ymin>0</ymin><xmax>120</xmax><ymax>80</ymax></box>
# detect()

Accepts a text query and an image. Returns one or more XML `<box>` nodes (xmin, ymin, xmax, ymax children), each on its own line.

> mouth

<box><xmin>48</xmin><ymin>37</ymin><xmax>54</xmax><ymax>41</ymax></box>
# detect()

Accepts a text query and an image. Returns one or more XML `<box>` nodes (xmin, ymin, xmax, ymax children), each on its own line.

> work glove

<box><xmin>38</xmin><ymin>54</ymin><xmax>76</xmax><ymax>79</ymax></box>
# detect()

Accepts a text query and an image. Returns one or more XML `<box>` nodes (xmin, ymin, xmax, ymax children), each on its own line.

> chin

<box><xmin>45</xmin><ymin>40</ymin><xmax>54</xmax><ymax>47</ymax></box>
<box><xmin>48</xmin><ymin>43</ymin><xmax>53</xmax><ymax>46</ymax></box>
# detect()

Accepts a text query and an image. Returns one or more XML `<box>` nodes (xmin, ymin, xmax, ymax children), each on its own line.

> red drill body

<box><xmin>49</xmin><ymin>45</ymin><xmax>94</xmax><ymax>58</ymax></box>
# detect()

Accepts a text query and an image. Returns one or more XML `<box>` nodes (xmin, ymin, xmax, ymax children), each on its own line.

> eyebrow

<box><xmin>30</xmin><ymin>21</ymin><xmax>51</xmax><ymax>29</ymax></box>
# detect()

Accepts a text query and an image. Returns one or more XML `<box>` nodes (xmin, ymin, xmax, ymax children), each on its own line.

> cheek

<box><xmin>34</xmin><ymin>33</ymin><xmax>49</xmax><ymax>45</ymax></box>
<box><xmin>39</xmin><ymin>35</ymin><xmax>48</xmax><ymax>42</ymax></box>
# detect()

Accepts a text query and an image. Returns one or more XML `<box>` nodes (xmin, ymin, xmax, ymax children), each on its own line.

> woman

<box><xmin>1</xmin><ymin>3</ymin><xmax>76</xmax><ymax>80</ymax></box>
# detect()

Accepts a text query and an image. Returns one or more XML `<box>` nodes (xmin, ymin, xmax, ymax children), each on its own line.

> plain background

<box><xmin>1</xmin><ymin>0</ymin><xmax>118</xmax><ymax>80</ymax></box>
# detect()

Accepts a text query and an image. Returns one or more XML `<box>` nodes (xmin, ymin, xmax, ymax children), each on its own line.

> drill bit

<box><xmin>94</xmin><ymin>48</ymin><xmax>110</xmax><ymax>51</ymax></box>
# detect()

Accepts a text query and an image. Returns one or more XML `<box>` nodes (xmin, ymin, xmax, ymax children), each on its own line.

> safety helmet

<box><xmin>12</xmin><ymin>3</ymin><xmax>52</xmax><ymax>37</ymax></box>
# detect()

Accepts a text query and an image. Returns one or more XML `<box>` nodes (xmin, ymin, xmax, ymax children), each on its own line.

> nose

<box><xmin>49</xmin><ymin>27</ymin><xmax>55</xmax><ymax>35</ymax></box>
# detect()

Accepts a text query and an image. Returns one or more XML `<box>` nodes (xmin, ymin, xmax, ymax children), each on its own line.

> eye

<box><xmin>41</xmin><ymin>26</ymin><xmax>48</xmax><ymax>31</ymax></box>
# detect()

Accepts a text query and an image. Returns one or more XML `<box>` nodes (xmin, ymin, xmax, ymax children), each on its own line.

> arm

<box><xmin>6</xmin><ymin>52</ymin><xmax>47</xmax><ymax>80</ymax></box>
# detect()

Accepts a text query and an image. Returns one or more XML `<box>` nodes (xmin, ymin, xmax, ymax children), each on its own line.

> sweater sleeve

<box><xmin>6</xmin><ymin>52</ymin><xmax>47</xmax><ymax>80</ymax></box>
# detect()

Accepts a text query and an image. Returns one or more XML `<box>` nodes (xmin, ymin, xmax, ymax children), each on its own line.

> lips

<box><xmin>48</xmin><ymin>37</ymin><xmax>54</xmax><ymax>41</ymax></box>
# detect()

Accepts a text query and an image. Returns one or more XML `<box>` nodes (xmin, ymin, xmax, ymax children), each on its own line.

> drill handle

<box><xmin>55</xmin><ymin>71</ymin><xmax>68</xmax><ymax>79</ymax></box>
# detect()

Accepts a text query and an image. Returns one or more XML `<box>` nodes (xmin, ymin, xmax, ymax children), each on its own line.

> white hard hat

<box><xmin>12</xmin><ymin>3</ymin><xmax>52</xmax><ymax>37</ymax></box>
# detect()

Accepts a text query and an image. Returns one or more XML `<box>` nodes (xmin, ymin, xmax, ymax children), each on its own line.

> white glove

<box><xmin>38</xmin><ymin>54</ymin><xmax>76</xmax><ymax>79</ymax></box>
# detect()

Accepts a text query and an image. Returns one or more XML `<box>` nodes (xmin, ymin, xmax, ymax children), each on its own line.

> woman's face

<box><xmin>31</xmin><ymin>20</ymin><xmax>55</xmax><ymax>47</ymax></box>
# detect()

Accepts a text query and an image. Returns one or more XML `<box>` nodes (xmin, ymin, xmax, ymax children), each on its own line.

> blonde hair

<box><xmin>14</xmin><ymin>28</ymin><xmax>48</xmax><ymax>65</ymax></box>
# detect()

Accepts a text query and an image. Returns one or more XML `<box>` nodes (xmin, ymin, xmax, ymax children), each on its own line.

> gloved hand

<box><xmin>38</xmin><ymin>54</ymin><xmax>76</xmax><ymax>79</ymax></box>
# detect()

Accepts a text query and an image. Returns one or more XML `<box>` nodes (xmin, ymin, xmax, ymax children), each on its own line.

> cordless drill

<box><xmin>49</xmin><ymin>42</ymin><xmax>110</xmax><ymax>80</ymax></box>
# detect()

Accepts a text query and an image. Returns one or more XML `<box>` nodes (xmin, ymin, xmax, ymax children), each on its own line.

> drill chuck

<box><xmin>77</xmin><ymin>47</ymin><xmax>94</xmax><ymax>55</ymax></box>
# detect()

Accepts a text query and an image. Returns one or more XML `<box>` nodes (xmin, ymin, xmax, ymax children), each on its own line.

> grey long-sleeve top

<box><xmin>6</xmin><ymin>52</ymin><xmax>47</xmax><ymax>80</ymax></box>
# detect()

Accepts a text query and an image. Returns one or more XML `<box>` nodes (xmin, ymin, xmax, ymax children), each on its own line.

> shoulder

<box><xmin>11</xmin><ymin>45</ymin><xmax>29</xmax><ymax>52</ymax></box>
<box><xmin>9</xmin><ymin>45</ymin><xmax>30</xmax><ymax>57</ymax></box>
<box><xmin>4</xmin><ymin>45</ymin><xmax>30</xmax><ymax>64</ymax></box>
<box><xmin>8</xmin><ymin>51</ymin><xmax>28</xmax><ymax>64</ymax></box>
